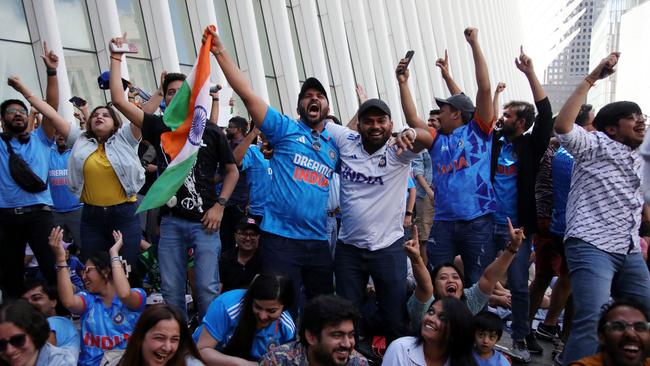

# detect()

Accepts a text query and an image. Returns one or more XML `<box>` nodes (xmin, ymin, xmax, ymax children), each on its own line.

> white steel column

<box><xmin>401</xmin><ymin>0</ymin><xmax>433</xmax><ymax>119</ymax></box>
<box><xmin>414</xmin><ymin>0</ymin><xmax>445</xmax><ymax>102</ymax></box>
<box><xmin>32</xmin><ymin>0</ymin><xmax>73</xmax><ymax>122</ymax></box>
<box><xmin>264</xmin><ymin>0</ymin><xmax>300</xmax><ymax>116</ymax></box>
<box><xmin>291</xmin><ymin>0</ymin><xmax>329</xmax><ymax>86</ymax></box>
<box><xmin>148</xmin><ymin>0</ymin><xmax>180</xmax><ymax>72</ymax></box>
<box><xmin>342</xmin><ymin>0</ymin><xmax>378</xmax><ymax>100</ymax></box>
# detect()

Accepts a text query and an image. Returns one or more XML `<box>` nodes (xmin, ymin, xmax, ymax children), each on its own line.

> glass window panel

<box><xmin>179</xmin><ymin>64</ymin><xmax>193</xmax><ymax>76</ymax></box>
<box><xmin>168</xmin><ymin>0</ymin><xmax>195</xmax><ymax>65</ymax></box>
<box><xmin>265</xmin><ymin>77</ymin><xmax>282</xmax><ymax>113</ymax></box>
<box><xmin>0</xmin><ymin>0</ymin><xmax>30</xmax><ymax>42</ymax></box>
<box><xmin>0</xmin><ymin>41</ymin><xmax>41</xmax><ymax>102</ymax></box>
<box><xmin>125</xmin><ymin>58</ymin><xmax>157</xmax><ymax>96</ymax></box>
<box><xmin>54</xmin><ymin>0</ymin><xmax>95</xmax><ymax>51</ymax></box>
<box><xmin>213</xmin><ymin>0</ymin><xmax>239</xmax><ymax>66</ymax></box>
<box><xmin>63</xmin><ymin>50</ymin><xmax>105</xmax><ymax>108</ymax></box>
<box><xmin>287</xmin><ymin>5</ymin><xmax>306</xmax><ymax>81</ymax></box>
<box><xmin>116</xmin><ymin>0</ymin><xmax>151</xmax><ymax>58</ymax></box>
<box><xmin>253</xmin><ymin>0</ymin><xmax>275</xmax><ymax>76</ymax></box>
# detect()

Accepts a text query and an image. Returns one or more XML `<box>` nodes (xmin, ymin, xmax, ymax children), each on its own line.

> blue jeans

<box><xmin>489</xmin><ymin>223</ymin><xmax>531</xmax><ymax>340</ymax></box>
<box><xmin>427</xmin><ymin>214</ymin><xmax>493</xmax><ymax>286</ymax></box>
<box><xmin>562</xmin><ymin>237</ymin><xmax>650</xmax><ymax>365</ymax></box>
<box><xmin>158</xmin><ymin>215</ymin><xmax>221</xmax><ymax>320</ymax></box>
<box><xmin>261</xmin><ymin>232</ymin><xmax>334</xmax><ymax>314</ymax></box>
<box><xmin>335</xmin><ymin>238</ymin><xmax>407</xmax><ymax>343</ymax></box>
<box><xmin>80</xmin><ymin>203</ymin><xmax>141</xmax><ymax>277</ymax></box>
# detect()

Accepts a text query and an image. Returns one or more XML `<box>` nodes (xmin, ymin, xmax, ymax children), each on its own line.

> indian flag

<box><xmin>136</xmin><ymin>25</ymin><xmax>215</xmax><ymax>213</ymax></box>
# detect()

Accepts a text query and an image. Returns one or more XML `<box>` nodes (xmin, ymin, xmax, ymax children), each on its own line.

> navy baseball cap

<box><xmin>298</xmin><ymin>77</ymin><xmax>328</xmax><ymax>101</ymax></box>
<box><xmin>358</xmin><ymin>98</ymin><xmax>391</xmax><ymax>119</ymax></box>
<box><xmin>435</xmin><ymin>93</ymin><xmax>475</xmax><ymax>115</ymax></box>
<box><xmin>236</xmin><ymin>217</ymin><xmax>260</xmax><ymax>234</ymax></box>
<box><xmin>97</xmin><ymin>71</ymin><xmax>130</xmax><ymax>91</ymax></box>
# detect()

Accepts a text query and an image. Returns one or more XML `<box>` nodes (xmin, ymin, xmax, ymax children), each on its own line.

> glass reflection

<box><xmin>168</xmin><ymin>0</ymin><xmax>196</xmax><ymax>65</ymax></box>
<box><xmin>116</xmin><ymin>0</ymin><xmax>151</xmax><ymax>58</ymax></box>
<box><xmin>0</xmin><ymin>0</ymin><xmax>30</xmax><ymax>42</ymax></box>
<box><xmin>64</xmin><ymin>50</ymin><xmax>105</xmax><ymax>108</ymax></box>
<box><xmin>0</xmin><ymin>41</ymin><xmax>41</xmax><ymax>103</ymax></box>
<box><xmin>54</xmin><ymin>0</ymin><xmax>95</xmax><ymax>51</ymax></box>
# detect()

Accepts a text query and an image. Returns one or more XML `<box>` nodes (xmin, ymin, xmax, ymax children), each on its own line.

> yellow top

<box><xmin>80</xmin><ymin>144</ymin><xmax>137</xmax><ymax>206</ymax></box>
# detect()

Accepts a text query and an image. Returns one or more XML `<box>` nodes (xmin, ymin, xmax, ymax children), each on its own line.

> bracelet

<box><xmin>55</xmin><ymin>265</ymin><xmax>69</xmax><ymax>272</ymax></box>
<box><xmin>405</xmin><ymin>211</ymin><xmax>413</xmax><ymax>216</ymax></box>
<box><xmin>212</xmin><ymin>97</ymin><xmax>220</xmax><ymax>101</ymax></box>
<box><xmin>111</xmin><ymin>56</ymin><xmax>122</xmax><ymax>62</ymax></box>
<box><xmin>584</xmin><ymin>77</ymin><xmax>596</xmax><ymax>87</ymax></box>
<box><xmin>46</xmin><ymin>68</ymin><xmax>57</xmax><ymax>76</ymax></box>
<box><xmin>110</xmin><ymin>256</ymin><xmax>122</xmax><ymax>263</ymax></box>
<box><xmin>505</xmin><ymin>244</ymin><xmax>518</xmax><ymax>255</ymax></box>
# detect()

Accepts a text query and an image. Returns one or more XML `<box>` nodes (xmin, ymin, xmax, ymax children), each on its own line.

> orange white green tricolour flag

<box><xmin>136</xmin><ymin>25</ymin><xmax>216</xmax><ymax>213</ymax></box>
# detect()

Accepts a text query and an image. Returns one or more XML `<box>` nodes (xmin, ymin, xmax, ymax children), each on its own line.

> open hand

<box><xmin>48</xmin><ymin>227</ymin><xmax>67</xmax><ymax>262</ymax></box>
<box><xmin>201</xmin><ymin>203</ymin><xmax>224</xmax><ymax>233</ymax></box>
<box><xmin>109</xmin><ymin>230</ymin><xmax>124</xmax><ymax>257</ymax></box>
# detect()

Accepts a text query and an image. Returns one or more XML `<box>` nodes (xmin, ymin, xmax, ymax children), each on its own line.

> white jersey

<box><xmin>326</xmin><ymin>123</ymin><xmax>417</xmax><ymax>250</ymax></box>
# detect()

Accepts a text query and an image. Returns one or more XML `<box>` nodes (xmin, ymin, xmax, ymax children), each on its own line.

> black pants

<box><xmin>219</xmin><ymin>204</ymin><xmax>246</xmax><ymax>255</ymax></box>
<box><xmin>0</xmin><ymin>210</ymin><xmax>56</xmax><ymax>297</ymax></box>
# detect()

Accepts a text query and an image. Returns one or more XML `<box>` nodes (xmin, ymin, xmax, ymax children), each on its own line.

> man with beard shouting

<box><xmin>325</xmin><ymin>95</ymin><xmax>432</xmax><ymax>344</ymax></box>
<box><xmin>203</xmin><ymin>27</ymin><xmax>339</xmax><ymax>306</ymax></box>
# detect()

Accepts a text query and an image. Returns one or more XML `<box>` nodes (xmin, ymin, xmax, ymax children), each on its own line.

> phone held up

<box><xmin>398</xmin><ymin>50</ymin><xmax>415</xmax><ymax>75</ymax></box>
<box><xmin>69</xmin><ymin>96</ymin><xmax>87</xmax><ymax>108</ymax></box>
<box><xmin>109</xmin><ymin>42</ymin><xmax>139</xmax><ymax>54</ymax></box>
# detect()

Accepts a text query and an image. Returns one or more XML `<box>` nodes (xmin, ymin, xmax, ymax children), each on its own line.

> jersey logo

<box><xmin>113</xmin><ymin>312</ymin><xmax>125</xmax><ymax>324</ymax></box>
<box><xmin>328</xmin><ymin>149</ymin><xmax>336</xmax><ymax>161</ymax></box>
<box><xmin>347</xmin><ymin>134</ymin><xmax>359</xmax><ymax>141</ymax></box>
<box><xmin>296</xmin><ymin>136</ymin><xmax>307</xmax><ymax>144</ymax></box>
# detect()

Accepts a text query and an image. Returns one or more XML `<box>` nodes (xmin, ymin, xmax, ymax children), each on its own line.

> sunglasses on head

<box><xmin>0</xmin><ymin>334</ymin><xmax>27</xmax><ymax>352</ymax></box>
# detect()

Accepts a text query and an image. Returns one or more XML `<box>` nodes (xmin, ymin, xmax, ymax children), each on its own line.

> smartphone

<box><xmin>130</xmin><ymin>86</ymin><xmax>151</xmax><ymax>102</ymax></box>
<box><xmin>109</xmin><ymin>42</ymin><xmax>138</xmax><ymax>54</ymax></box>
<box><xmin>210</xmin><ymin>85</ymin><xmax>222</xmax><ymax>93</ymax></box>
<box><xmin>69</xmin><ymin>96</ymin><xmax>87</xmax><ymax>108</ymax></box>
<box><xmin>398</xmin><ymin>50</ymin><xmax>415</xmax><ymax>74</ymax></box>
<box><xmin>599</xmin><ymin>65</ymin><xmax>612</xmax><ymax>79</ymax></box>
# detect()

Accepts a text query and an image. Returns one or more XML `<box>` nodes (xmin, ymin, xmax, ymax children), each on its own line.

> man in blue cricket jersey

<box><xmin>203</xmin><ymin>27</ymin><xmax>338</xmax><ymax>303</ymax></box>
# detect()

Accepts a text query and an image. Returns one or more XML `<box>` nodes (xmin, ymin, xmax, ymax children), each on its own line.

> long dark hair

<box><xmin>84</xmin><ymin>104</ymin><xmax>123</xmax><ymax>142</ymax></box>
<box><xmin>222</xmin><ymin>273</ymin><xmax>294</xmax><ymax>360</ymax></box>
<box><xmin>418</xmin><ymin>297</ymin><xmax>477</xmax><ymax>366</ymax></box>
<box><xmin>0</xmin><ymin>299</ymin><xmax>50</xmax><ymax>361</ymax></box>
<box><xmin>118</xmin><ymin>304</ymin><xmax>201</xmax><ymax>366</ymax></box>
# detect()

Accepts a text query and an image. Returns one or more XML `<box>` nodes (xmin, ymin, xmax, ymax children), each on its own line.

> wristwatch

<box><xmin>216</xmin><ymin>197</ymin><xmax>228</xmax><ymax>206</ymax></box>
<box><xmin>405</xmin><ymin>211</ymin><xmax>413</xmax><ymax>216</ymax></box>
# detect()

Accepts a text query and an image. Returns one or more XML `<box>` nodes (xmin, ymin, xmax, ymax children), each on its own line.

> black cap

<box><xmin>298</xmin><ymin>77</ymin><xmax>328</xmax><ymax>101</ymax></box>
<box><xmin>358</xmin><ymin>98</ymin><xmax>391</xmax><ymax>119</ymax></box>
<box><xmin>236</xmin><ymin>217</ymin><xmax>260</xmax><ymax>234</ymax></box>
<box><xmin>593</xmin><ymin>101</ymin><xmax>642</xmax><ymax>131</ymax></box>
<box><xmin>434</xmin><ymin>93</ymin><xmax>475</xmax><ymax>115</ymax></box>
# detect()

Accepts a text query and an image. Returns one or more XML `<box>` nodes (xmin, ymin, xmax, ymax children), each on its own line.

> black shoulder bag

<box><xmin>1</xmin><ymin>133</ymin><xmax>47</xmax><ymax>193</ymax></box>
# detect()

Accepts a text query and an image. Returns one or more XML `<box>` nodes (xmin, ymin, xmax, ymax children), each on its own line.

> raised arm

<box><xmin>7</xmin><ymin>77</ymin><xmax>70</xmax><ymax>138</ymax></box>
<box><xmin>477</xmin><ymin>218</ymin><xmax>524</xmax><ymax>295</ymax></box>
<box><xmin>465</xmin><ymin>28</ymin><xmax>494</xmax><ymax>126</ymax></box>
<box><xmin>493</xmin><ymin>82</ymin><xmax>505</xmax><ymax>119</ymax></box>
<box><xmin>515</xmin><ymin>46</ymin><xmax>546</xmax><ymax>102</ymax></box>
<box><xmin>555</xmin><ymin>52</ymin><xmax>619</xmax><ymax>134</ymax></box>
<box><xmin>49</xmin><ymin>227</ymin><xmax>85</xmax><ymax>313</ymax></box>
<box><xmin>208</xmin><ymin>85</ymin><xmax>221</xmax><ymax>125</ymax></box>
<box><xmin>108</xmin><ymin>33</ymin><xmax>145</xmax><ymax>128</ymax></box>
<box><xmin>396</xmin><ymin>59</ymin><xmax>428</xmax><ymax>130</ymax></box>
<box><xmin>346</xmin><ymin>84</ymin><xmax>368</xmax><ymax>131</ymax></box>
<box><xmin>436</xmin><ymin>49</ymin><xmax>462</xmax><ymax>96</ymax></box>
<box><xmin>403</xmin><ymin>226</ymin><xmax>433</xmax><ymax>302</ymax></box>
<box><xmin>109</xmin><ymin>231</ymin><xmax>142</xmax><ymax>310</ymax></box>
<box><xmin>203</xmin><ymin>27</ymin><xmax>268</xmax><ymax>127</ymax></box>
<box><xmin>39</xmin><ymin>42</ymin><xmax>62</xmax><ymax>139</ymax></box>
<box><xmin>232</xmin><ymin>127</ymin><xmax>260</xmax><ymax>166</ymax></box>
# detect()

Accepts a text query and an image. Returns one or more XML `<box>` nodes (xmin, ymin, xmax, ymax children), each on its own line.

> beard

<box><xmin>298</xmin><ymin>104</ymin><xmax>328</xmax><ymax>127</ymax></box>
<box><xmin>5</xmin><ymin>120</ymin><xmax>28</xmax><ymax>134</ymax></box>
<box><xmin>311</xmin><ymin>343</ymin><xmax>351</xmax><ymax>366</ymax></box>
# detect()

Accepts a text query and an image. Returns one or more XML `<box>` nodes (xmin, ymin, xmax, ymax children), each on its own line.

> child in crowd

<box><xmin>473</xmin><ymin>311</ymin><xmax>511</xmax><ymax>366</ymax></box>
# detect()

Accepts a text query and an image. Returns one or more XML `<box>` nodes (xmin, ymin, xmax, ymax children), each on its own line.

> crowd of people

<box><xmin>0</xmin><ymin>23</ymin><xmax>649</xmax><ymax>366</ymax></box>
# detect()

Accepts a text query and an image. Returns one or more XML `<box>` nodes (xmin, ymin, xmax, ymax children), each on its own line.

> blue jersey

<box><xmin>48</xmin><ymin>148</ymin><xmax>82</xmax><ymax>212</ymax></box>
<box><xmin>429</xmin><ymin>119</ymin><xmax>495</xmax><ymax>221</ymax></box>
<box><xmin>242</xmin><ymin>145</ymin><xmax>272</xmax><ymax>217</ymax></box>
<box><xmin>193</xmin><ymin>289</ymin><xmax>295</xmax><ymax>360</ymax></box>
<box><xmin>493</xmin><ymin>137</ymin><xmax>518</xmax><ymax>225</ymax></box>
<box><xmin>47</xmin><ymin>316</ymin><xmax>80</xmax><ymax>360</ymax></box>
<box><xmin>0</xmin><ymin>127</ymin><xmax>53</xmax><ymax>208</ymax></box>
<box><xmin>68</xmin><ymin>256</ymin><xmax>85</xmax><ymax>290</ymax></box>
<box><xmin>259</xmin><ymin>107</ymin><xmax>339</xmax><ymax>240</ymax></box>
<box><xmin>473</xmin><ymin>349</ymin><xmax>511</xmax><ymax>366</ymax></box>
<box><xmin>550</xmin><ymin>146</ymin><xmax>574</xmax><ymax>236</ymax></box>
<box><xmin>76</xmin><ymin>289</ymin><xmax>146</xmax><ymax>366</ymax></box>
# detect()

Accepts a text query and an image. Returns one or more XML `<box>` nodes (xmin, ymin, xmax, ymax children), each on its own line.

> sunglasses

<box><xmin>5</xmin><ymin>108</ymin><xmax>27</xmax><ymax>115</ymax></box>
<box><xmin>311</xmin><ymin>130</ymin><xmax>322</xmax><ymax>151</ymax></box>
<box><xmin>0</xmin><ymin>334</ymin><xmax>27</xmax><ymax>352</ymax></box>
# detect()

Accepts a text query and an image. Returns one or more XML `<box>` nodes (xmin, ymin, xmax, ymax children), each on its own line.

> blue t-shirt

<box><xmin>48</xmin><ymin>148</ymin><xmax>82</xmax><ymax>212</ymax></box>
<box><xmin>242</xmin><ymin>145</ymin><xmax>272</xmax><ymax>217</ymax></box>
<box><xmin>258</xmin><ymin>107</ymin><xmax>339</xmax><ymax>240</ymax></box>
<box><xmin>473</xmin><ymin>349</ymin><xmax>510</xmax><ymax>366</ymax></box>
<box><xmin>406</xmin><ymin>175</ymin><xmax>416</xmax><ymax>201</ymax></box>
<box><xmin>0</xmin><ymin>127</ymin><xmax>54</xmax><ymax>208</ymax></box>
<box><xmin>193</xmin><ymin>289</ymin><xmax>295</xmax><ymax>361</ymax></box>
<box><xmin>68</xmin><ymin>256</ymin><xmax>85</xmax><ymax>291</ymax></box>
<box><xmin>428</xmin><ymin>119</ymin><xmax>495</xmax><ymax>221</ymax></box>
<box><xmin>550</xmin><ymin>146</ymin><xmax>574</xmax><ymax>236</ymax></box>
<box><xmin>47</xmin><ymin>316</ymin><xmax>80</xmax><ymax>360</ymax></box>
<box><xmin>75</xmin><ymin>289</ymin><xmax>146</xmax><ymax>366</ymax></box>
<box><xmin>493</xmin><ymin>137</ymin><xmax>518</xmax><ymax>225</ymax></box>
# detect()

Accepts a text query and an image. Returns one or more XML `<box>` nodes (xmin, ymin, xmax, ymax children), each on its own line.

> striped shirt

<box><xmin>557</xmin><ymin>125</ymin><xmax>642</xmax><ymax>254</ymax></box>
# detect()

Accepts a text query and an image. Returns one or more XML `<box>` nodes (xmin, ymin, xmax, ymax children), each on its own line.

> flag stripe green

<box><xmin>162</xmin><ymin>80</ymin><xmax>192</xmax><ymax>130</ymax></box>
<box><xmin>135</xmin><ymin>151</ymin><xmax>198</xmax><ymax>213</ymax></box>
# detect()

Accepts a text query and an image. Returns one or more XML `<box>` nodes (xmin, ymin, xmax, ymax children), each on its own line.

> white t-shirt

<box><xmin>326</xmin><ymin>123</ymin><xmax>417</xmax><ymax>251</ymax></box>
